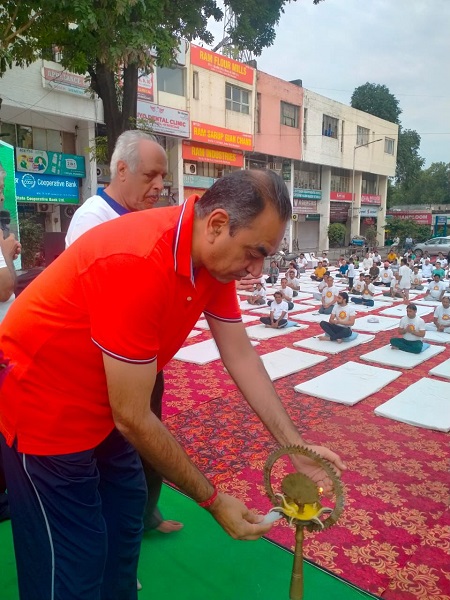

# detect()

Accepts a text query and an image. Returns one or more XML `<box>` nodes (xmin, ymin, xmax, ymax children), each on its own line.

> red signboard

<box><xmin>387</xmin><ymin>211</ymin><xmax>432</xmax><ymax>225</ymax></box>
<box><xmin>330</xmin><ymin>191</ymin><xmax>352</xmax><ymax>202</ymax></box>
<box><xmin>361</xmin><ymin>194</ymin><xmax>381</xmax><ymax>206</ymax></box>
<box><xmin>191</xmin><ymin>121</ymin><xmax>253</xmax><ymax>151</ymax></box>
<box><xmin>293</xmin><ymin>199</ymin><xmax>318</xmax><ymax>214</ymax></box>
<box><xmin>190</xmin><ymin>45</ymin><xmax>254</xmax><ymax>85</ymax></box>
<box><xmin>182</xmin><ymin>141</ymin><xmax>244</xmax><ymax>167</ymax></box>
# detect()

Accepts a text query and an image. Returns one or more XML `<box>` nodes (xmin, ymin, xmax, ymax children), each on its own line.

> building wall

<box><xmin>254</xmin><ymin>71</ymin><xmax>303</xmax><ymax>160</ymax></box>
<box><xmin>303</xmin><ymin>89</ymin><xmax>398</xmax><ymax>176</ymax></box>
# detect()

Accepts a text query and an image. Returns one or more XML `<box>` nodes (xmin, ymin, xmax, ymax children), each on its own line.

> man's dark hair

<box><xmin>339</xmin><ymin>292</ymin><xmax>349</xmax><ymax>303</ymax></box>
<box><xmin>406</xmin><ymin>303</ymin><xmax>417</xmax><ymax>312</ymax></box>
<box><xmin>195</xmin><ymin>170</ymin><xmax>291</xmax><ymax>235</ymax></box>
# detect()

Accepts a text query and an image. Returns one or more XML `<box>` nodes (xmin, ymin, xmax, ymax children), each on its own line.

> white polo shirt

<box><xmin>421</xmin><ymin>263</ymin><xmax>433</xmax><ymax>278</ymax></box>
<box><xmin>331</xmin><ymin>303</ymin><xmax>355</xmax><ymax>326</ymax></box>
<box><xmin>399</xmin><ymin>265</ymin><xmax>411</xmax><ymax>289</ymax></box>
<box><xmin>427</xmin><ymin>281</ymin><xmax>447</xmax><ymax>299</ymax></box>
<box><xmin>399</xmin><ymin>315</ymin><xmax>425</xmax><ymax>341</ymax></box>
<box><xmin>322</xmin><ymin>285</ymin><xmax>338</xmax><ymax>306</ymax></box>
<box><xmin>381</xmin><ymin>268</ymin><xmax>394</xmax><ymax>283</ymax></box>
<box><xmin>65</xmin><ymin>194</ymin><xmax>122</xmax><ymax>247</ymax></box>
<box><xmin>279</xmin><ymin>285</ymin><xmax>293</xmax><ymax>301</ymax></box>
<box><xmin>434</xmin><ymin>304</ymin><xmax>450</xmax><ymax>327</ymax></box>
<box><xmin>271</xmin><ymin>300</ymin><xmax>289</xmax><ymax>320</ymax></box>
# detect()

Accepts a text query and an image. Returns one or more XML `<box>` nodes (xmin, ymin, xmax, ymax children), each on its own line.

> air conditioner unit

<box><xmin>64</xmin><ymin>206</ymin><xmax>77</xmax><ymax>218</ymax></box>
<box><xmin>292</xmin><ymin>214</ymin><xmax>299</xmax><ymax>221</ymax></box>
<box><xmin>184</xmin><ymin>163</ymin><xmax>197</xmax><ymax>175</ymax></box>
<box><xmin>37</xmin><ymin>204</ymin><xmax>54</xmax><ymax>213</ymax></box>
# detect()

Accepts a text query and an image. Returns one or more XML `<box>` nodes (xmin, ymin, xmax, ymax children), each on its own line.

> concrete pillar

<box><xmin>76</xmin><ymin>122</ymin><xmax>97</xmax><ymax>201</ymax></box>
<box><xmin>377</xmin><ymin>175</ymin><xmax>388</xmax><ymax>246</ymax></box>
<box><xmin>319</xmin><ymin>166</ymin><xmax>331</xmax><ymax>251</ymax></box>
<box><xmin>350</xmin><ymin>170</ymin><xmax>362</xmax><ymax>239</ymax></box>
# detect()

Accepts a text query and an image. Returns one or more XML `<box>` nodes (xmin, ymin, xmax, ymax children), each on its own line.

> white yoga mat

<box><xmin>294</xmin><ymin>361</ymin><xmax>402</xmax><ymax>406</ymax></box>
<box><xmin>424</xmin><ymin>330</ymin><xmax>450</xmax><ymax>344</ymax></box>
<box><xmin>187</xmin><ymin>329</ymin><xmax>202</xmax><ymax>339</ymax></box>
<box><xmin>374</xmin><ymin>377</ymin><xmax>450</xmax><ymax>432</ymax></box>
<box><xmin>352</xmin><ymin>316</ymin><xmax>402</xmax><ymax>333</ymax></box>
<box><xmin>289</xmin><ymin>311</ymin><xmax>328</xmax><ymax>323</ymax></box>
<box><xmin>293</xmin><ymin>333</ymin><xmax>375</xmax><ymax>354</ymax></box>
<box><xmin>260</xmin><ymin>348</ymin><xmax>327</xmax><ymax>381</ymax></box>
<box><xmin>429</xmin><ymin>358</ymin><xmax>450</xmax><ymax>380</ymax></box>
<box><xmin>379</xmin><ymin>304</ymin><xmax>434</xmax><ymax>318</ymax></box>
<box><xmin>195</xmin><ymin>314</ymin><xmax>258</xmax><ymax>329</ymax></box>
<box><xmin>245</xmin><ymin>323</ymin><xmax>308</xmax><ymax>340</ymax></box>
<box><xmin>295</xmin><ymin>292</ymin><xmax>314</xmax><ymax>300</ymax></box>
<box><xmin>413</xmin><ymin>299</ymin><xmax>442</xmax><ymax>307</ymax></box>
<box><xmin>361</xmin><ymin>343</ymin><xmax>446</xmax><ymax>369</ymax></box>
<box><xmin>174</xmin><ymin>338</ymin><xmax>259</xmax><ymax>365</ymax></box>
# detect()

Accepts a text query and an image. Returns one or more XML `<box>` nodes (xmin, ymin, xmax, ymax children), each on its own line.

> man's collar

<box><xmin>173</xmin><ymin>195</ymin><xmax>198</xmax><ymax>282</ymax></box>
<box><xmin>99</xmin><ymin>188</ymin><xmax>130</xmax><ymax>216</ymax></box>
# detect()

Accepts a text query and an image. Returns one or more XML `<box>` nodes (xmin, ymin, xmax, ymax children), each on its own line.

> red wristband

<box><xmin>198</xmin><ymin>486</ymin><xmax>218</xmax><ymax>509</ymax></box>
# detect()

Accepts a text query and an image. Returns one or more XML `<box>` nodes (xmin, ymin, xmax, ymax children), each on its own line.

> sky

<box><xmin>206</xmin><ymin>0</ymin><xmax>450</xmax><ymax>167</ymax></box>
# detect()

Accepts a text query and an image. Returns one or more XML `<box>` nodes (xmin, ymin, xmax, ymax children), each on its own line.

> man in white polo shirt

<box><xmin>260</xmin><ymin>291</ymin><xmax>289</xmax><ymax>328</ymax></box>
<box><xmin>424</xmin><ymin>275</ymin><xmax>447</xmax><ymax>302</ymax></box>
<box><xmin>390</xmin><ymin>303</ymin><xmax>425</xmax><ymax>353</ymax></box>
<box><xmin>351</xmin><ymin>274</ymin><xmax>376</xmax><ymax>306</ymax></box>
<box><xmin>318</xmin><ymin>291</ymin><xmax>356</xmax><ymax>342</ymax></box>
<box><xmin>410</xmin><ymin>265</ymin><xmax>424</xmax><ymax>290</ymax></box>
<box><xmin>421</xmin><ymin>258</ymin><xmax>433</xmax><ymax>280</ymax></box>
<box><xmin>318</xmin><ymin>274</ymin><xmax>339</xmax><ymax>314</ymax></box>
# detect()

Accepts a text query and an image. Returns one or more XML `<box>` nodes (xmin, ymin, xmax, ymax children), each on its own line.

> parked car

<box><xmin>413</xmin><ymin>236</ymin><xmax>450</xmax><ymax>256</ymax></box>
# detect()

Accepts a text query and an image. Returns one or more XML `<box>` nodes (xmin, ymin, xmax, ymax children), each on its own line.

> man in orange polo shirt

<box><xmin>0</xmin><ymin>170</ymin><xmax>345</xmax><ymax>600</ymax></box>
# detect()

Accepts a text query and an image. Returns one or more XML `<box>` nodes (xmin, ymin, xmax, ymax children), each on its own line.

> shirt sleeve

<box><xmin>203</xmin><ymin>281</ymin><xmax>241</xmax><ymax>323</ymax></box>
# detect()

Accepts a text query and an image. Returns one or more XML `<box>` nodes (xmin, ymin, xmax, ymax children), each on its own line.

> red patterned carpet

<box><xmin>163</xmin><ymin>298</ymin><xmax>450</xmax><ymax>600</ymax></box>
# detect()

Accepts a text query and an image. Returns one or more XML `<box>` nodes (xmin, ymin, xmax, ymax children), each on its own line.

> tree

<box><xmin>350</xmin><ymin>82</ymin><xmax>401</xmax><ymax>124</ymax></box>
<box><xmin>1</xmin><ymin>1</ymin><xmax>324</xmax><ymax>160</ymax></box>
<box><xmin>395</xmin><ymin>128</ymin><xmax>425</xmax><ymax>188</ymax></box>
<box><xmin>327</xmin><ymin>223</ymin><xmax>346</xmax><ymax>247</ymax></box>
<box><xmin>17</xmin><ymin>214</ymin><xmax>44</xmax><ymax>269</ymax></box>
<box><xmin>383</xmin><ymin>218</ymin><xmax>430</xmax><ymax>245</ymax></box>
<box><xmin>390</xmin><ymin>162</ymin><xmax>450</xmax><ymax>207</ymax></box>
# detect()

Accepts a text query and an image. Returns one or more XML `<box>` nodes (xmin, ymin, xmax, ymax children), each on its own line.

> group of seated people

<box><xmin>244</xmin><ymin>247</ymin><xmax>450</xmax><ymax>352</ymax></box>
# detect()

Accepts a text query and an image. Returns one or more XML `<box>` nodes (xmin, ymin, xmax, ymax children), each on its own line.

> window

<box><xmin>192</xmin><ymin>71</ymin><xmax>199</xmax><ymax>100</ymax></box>
<box><xmin>356</xmin><ymin>126</ymin><xmax>370</xmax><ymax>146</ymax></box>
<box><xmin>280</xmin><ymin>102</ymin><xmax>299</xmax><ymax>128</ymax></box>
<box><xmin>156</xmin><ymin>66</ymin><xmax>185</xmax><ymax>96</ymax></box>
<box><xmin>384</xmin><ymin>137</ymin><xmax>395</xmax><ymax>155</ymax></box>
<box><xmin>322</xmin><ymin>115</ymin><xmax>338</xmax><ymax>139</ymax></box>
<box><xmin>0</xmin><ymin>122</ymin><xmax>17</xmax><ymax>145</ymax></box>
<box><xmin>293</xmin><ymin>162</ymin><xmax>321</xmax><ymax>189</ymax></box>
<box><xmin>17</xmin><ymin>126</ymin><xmax>33</xmax><ymax>149</ymax></box>
<box><xmin>195</xmin><ymin>162</ymin><xmax>237</xmax><ymax>178</ymax></box>
<box><xmin>362</xmin><ymin>173</ymin><xmax>378</xmax><ymax>194</ymax></box>
<box><xmin>225</xmin><ymin>83</ymin><xmax>250</xmax><ymax>114</ymax></box>
<box><xmin>331</xmin><ymin>168</ymin><xmax>350</xmax><ymax>193</ymax></box>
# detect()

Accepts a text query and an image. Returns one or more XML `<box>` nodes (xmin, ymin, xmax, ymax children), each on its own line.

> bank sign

<box><xmin>16</xmin><ymin>148</ymin><xmax>86</xmax><ymax>178</ymax></box>
<box><xmin>15</xmin><ymin>172</ymin><xmax>80</xmax><ymax>204</ymax></box>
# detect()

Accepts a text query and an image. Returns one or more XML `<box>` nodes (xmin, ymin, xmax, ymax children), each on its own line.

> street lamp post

<box><xmin>351</xmin><ymin>138</ymin><xmax>383</xmax><ymax>239</ymax></box>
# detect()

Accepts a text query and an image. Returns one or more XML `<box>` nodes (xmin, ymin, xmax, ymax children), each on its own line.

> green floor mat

<box><xmin>0</xmin><ymin>485</ymin><xmax>378</xmax><ymax>599</ymax></box>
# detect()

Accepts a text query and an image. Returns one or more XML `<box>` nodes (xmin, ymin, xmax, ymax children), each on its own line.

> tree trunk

<box><xmin>122</xmin><ymin>63</ymin><xmax>138</xmax><ymax>133</ymax></box>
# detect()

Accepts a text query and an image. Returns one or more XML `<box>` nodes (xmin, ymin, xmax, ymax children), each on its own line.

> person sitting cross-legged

<box><xmin>350</xmin><ymin>271</ymin><xmax>365</xmax><ymax>295</ymax></box>
<box><xmin>286</xmin><ymin>269</ymin><xmax>301</xmax><ymax>296</ymax></box>
<box><xmin>390</xmin><ymin>303</ymin><xmax>425</xmax><ymax>353</ymax></box>
<box><xmin>318</xmin><ymin>275</ymin><xmax>339</xmax><ymax>314</ymax></box>
<box><xmin>318</xmin><ymin>291</ymin><xmax>356</xmax><ymax>343</ymax></box>
<box><xmin>260</xmin><ymin>291</ymin><xmax>288</xmax><ymax>329</ymax></box>
<box><xmin>425</xmin><ymin>295</ymin><xmax>450</xmax><ymax>332</ymax></box>
<box><xmin>268</xmin><ymin>277</ymin><xmax>294</xmax><ymax>310</ymax></box>
<box><xmin>265</xmin><ymin>260</ymin><xmax>280</xmax><ymax>285</ymax></box>
<box><xmin>351</xmin><ymin>274</ymin><xmax>376</xmax><ymax>306</ymax></box>
<box><xmin>424</xmin><ymin>274</ymin><xmax>447</xmax><ymax>302</ymax></box>
<box><xmin>383</xmin><ymin>273</ymin><xmax>403</xmax><ymax>298</ymax></box>
<box><xmin>311</xmin><ymin>261</ymin><xmax>327</xmax><ymax>282</ymax></box>
<box><xmin>374</xmin><ymin>262</ymin><xmax>394</xmax><ymax>287</ymax></box>
<box><xmin>247</xmin><ymin>282</ymin><xmax>267</xmax><ymax>306</ymax></box>
<box><xmin>410</xmin><ymin>265</ymin><xmax>424</xmax><ymax>290</ymax></box>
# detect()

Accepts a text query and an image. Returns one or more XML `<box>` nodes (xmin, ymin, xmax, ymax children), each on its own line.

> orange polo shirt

<box><xmin>0</xmin><ymin>196</ymin><xmax>241</xmax><ymax>455</ymax></box>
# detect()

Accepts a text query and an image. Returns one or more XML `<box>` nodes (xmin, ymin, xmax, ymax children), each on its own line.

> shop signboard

<box><xmin>15</xmin><ymin>172</ymin><xmax>80</xmax><ymax>204</ymax></box>
<box><xmin>293</xmin><ymin>188</ymin><xmax>322</xmax><ymax>200</ymax></box>
<box><xmin>16</xmin><ymin>148</ymin><xmax>86</xmax><ymax>178</ymax></box>
<box><xmin>137</xmin><ymin>101</ymin><xmax>190</xmax><ymax>138</ymax></box>
<box><xmin>0</xmin><ymin>142</ymin><xmax>21</xmax><ymax>267</ymax></box>
<box><xmin>137</xmin><ymin>71</ymin><xmax>154</xmax><ymax>101</ymax></box>
<box><xmin>182</xmin><ymin>141</ymin><xmax>244</xmax><ymax>167</ymax></box>
<box><xmin>330</xmin><ymin>202</ymin><xmax>349</xmax><ymax>223</ymax></box>
<box><xmin>293</xmin><ymin>199</ymin><xmax>318</xmax><ymax>214</ymax></box>
<box><xmin>191</xmin><ymin>122</ymin><xmax>253</xmax><ymax>152</ymax></box>
<box><xmin>190</xmin><ymin>44</ymin><xmax>254</xmax><ymax>85</ymax></box>
<box><xmin>386</xmin><ymin>211</ymin><xmax>431</xmax><ymax>225</ymax></box>
<box><xmin>360</xmin><ymin>206</ymin><xmax>379</xmax><ymax>218</ymax></box>
<box><xmin>330</xmin><ymin>191</ymin><xmax>352</xmax><ymax>202</ymax></box>
<box><xmin>306</xmin><ymin>214</ymin><xmax>320</xmax><ymax>221</ymax></box>
<box><xmin>183</xmin><ymin>174</ymin><xmax>215</xmax><ymax>189</ymax></box>
<box><xmin>361</xmin><ymin>194</ymin><xmax>381</xmax><ymax>205</ymax></box>
<box><xmin>42</xmin><ymin>67</ymin><xmax>90</xmax><ymax>97</ymax></box>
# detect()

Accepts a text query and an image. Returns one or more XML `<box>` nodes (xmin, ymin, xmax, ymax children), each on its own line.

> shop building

<box><xmin>302</xmin><ymin>89</ymin><xmax>398</xmax><ymax>250</ymax></box>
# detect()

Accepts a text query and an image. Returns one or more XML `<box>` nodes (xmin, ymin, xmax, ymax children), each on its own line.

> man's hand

<box><xmin>208</xmin><ymin>493</ymin><xmax>272</xmax><ymax>540</ymax></box>
<box><xmin>290</xmin><ymin>444</ymin><xmax>346</xmax><ymax>497</ymax></box>
<box><xmin>0</xmin><ymin>234</ymin><xmax>21</xmax><ymax>261</ymax></box>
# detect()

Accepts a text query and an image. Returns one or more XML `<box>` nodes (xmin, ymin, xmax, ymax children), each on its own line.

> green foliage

<box><xmin>350</xmin><ymin>82</ymin><xmax>402</xmax><ymax>124</ymax></box>
<box><xmin>364</xmin><ymin>226</ymin><xmax>378</xmax><ymax>246</ymax></box>
<box><xmin>395</xmin><ymin>128</ymin><xmax>425</xmax><ymax>187</ymax></box>
<box><xmin>327</xmin><ymin>223</ymin><xmax>347</xmax><ymax>246</ymax></box>
<box><xmin>390</xmin><ymin>162</ymin><xmax>450</xmax><ymax>206</ymax></box>
<box><xmin>383</xmin><ymin>218</ymin><xmax>430</xmax><ymax>244</ymax></box>
<box><xmin>18</xmin><ymin>215</ymin><xmax>44</xmax><ymax>269</ymax></box>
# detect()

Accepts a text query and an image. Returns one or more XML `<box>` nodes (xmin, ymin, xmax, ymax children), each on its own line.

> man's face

<box><xmin>442</xmin><ymin>297</ymin><xmax>450</xmax><ymax>309</ymax></box>
<box><xmin>117</xmin><ymin>140</ymin><xmax>168</xmax><ymax>211</ymax></box>
<box><xmin>406</xmin><ymin>307</ymin><xmax>416</xmax><ymax>319</ymax></box>
<box><xmin>326</xmin><ymin>276</ymin><xmax>334</xmax><ymax>286</ymax></box>
<box><xmin>274</xmin><ymin>293</ymin><xmax>283</xmax><ymax>304</ymax></box>
<box><xmin>317</xmin><ymin>261</ymin><xmax>323</xmax><ymax>268</ymax></box>
<box><xmin>337</xmin><ymin>294</ymin><xmax>344</xmax><ymax>305</ymax></box>
<box><xmin>201</xmin><ymin>204</ymin><xmax>285</xmax><ymax>284</ymax></box>
<box><xmin>280</xmin><ymin>278</ymin><xmax>288</xmax><ymax>288</ymax></box>
<box><xmin>365</xmin><ymin>276</ymin><xmax>371</xmax><ymax>284</ymax></box>
<box><xmin>434</xmin><ymin>275</ymin><xmax>441</xmax><ymax>283</ymax></box>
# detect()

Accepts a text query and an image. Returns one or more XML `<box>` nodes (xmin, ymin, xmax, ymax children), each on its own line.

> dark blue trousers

<box><xmin>1</xmin><ymin>428</ymin><xmax>147</xmax><ymax>600</ymax></box>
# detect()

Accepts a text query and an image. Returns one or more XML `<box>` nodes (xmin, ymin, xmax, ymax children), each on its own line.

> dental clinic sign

<box><xmin>15</xmin><ymin>172</ymin><xmax>80</xmax><ymax>204</ymax></box>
